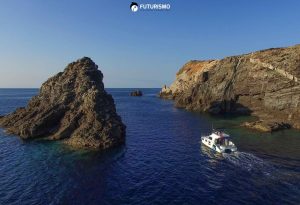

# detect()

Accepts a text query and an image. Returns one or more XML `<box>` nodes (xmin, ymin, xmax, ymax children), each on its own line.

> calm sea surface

<box><xmin>0</xmin><ymin>88</ymin><xmax>299</xmax><ymax>205</ymax></box>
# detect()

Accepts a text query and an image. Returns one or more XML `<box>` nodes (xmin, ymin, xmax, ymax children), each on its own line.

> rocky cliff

<box><xmin>0</xmin><ymin>57</ymin><xmax>126</xmax><ymax>149</ymax></box>
<box><xmin>160</xmin><ymin>44</ymin><xmax>300</xmax><ymax>131</ymax></box>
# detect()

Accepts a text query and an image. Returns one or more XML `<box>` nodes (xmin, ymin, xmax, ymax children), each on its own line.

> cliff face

<box><xmin>160</xmin><ymin>44</ymin><xmax>300</xmax><ymax>131</ymax></box>
<box><xmin>0</xmin><ymin>57</ymin><xmax>126</xmax><ymax>149</ymax></box>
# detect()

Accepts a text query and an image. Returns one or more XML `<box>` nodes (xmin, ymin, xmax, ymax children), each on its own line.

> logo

<box><xmin>130</xmin><ymin>2</ymin><xmax>171</xmax><ymax>12</ymax></box>
<box><xmin>130</xmin><ymin>2</ymin><xmax>139</xmax><ymax>12</ymax></box>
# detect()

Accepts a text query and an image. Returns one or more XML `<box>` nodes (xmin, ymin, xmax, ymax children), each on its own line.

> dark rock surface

<box><xmin>0</xmin><ymin>57</ymin><xmax>126</xmax><ymax>149</ymax></box>
<box><xmin>160</xmin><ymin>44</ymin><xmax>300</xmax><ymax>131</ymax></box>
<box><xmin>130</xmin><ymin>90</ymin><xmax>143</xmax><ymax>96</ymax></box>
<box><xmin>241</xmin><ymin>121</ymin><xmax>291</xmax><ymax>132</ymax></box>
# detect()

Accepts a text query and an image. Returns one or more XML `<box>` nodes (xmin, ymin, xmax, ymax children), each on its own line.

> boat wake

<box><xmin>222</xmin><ymin>152</ymin><xmax>276</xmax><ymax>176</ymax></box>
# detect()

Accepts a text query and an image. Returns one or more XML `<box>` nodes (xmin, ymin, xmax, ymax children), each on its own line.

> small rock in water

<box><xmin>130</xmin><ymin>90</ymin><xmax>143</xmax><ymax>96</ymax></box>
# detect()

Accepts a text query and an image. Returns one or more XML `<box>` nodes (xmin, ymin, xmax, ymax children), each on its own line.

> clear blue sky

<box><xmin>0</xmin><ymin>0</ymin><xmax>299</xmax><ymax>88</ymax></box>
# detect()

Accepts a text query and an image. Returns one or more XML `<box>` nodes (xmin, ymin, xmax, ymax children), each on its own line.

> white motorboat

<box><xmin>201</xmin><ymin>130</ymin><xmax>237</xmax><ymax>153</ymax></box>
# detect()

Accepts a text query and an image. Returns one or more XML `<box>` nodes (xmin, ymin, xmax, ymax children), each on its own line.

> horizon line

<box><xmin>0</xmin><ymin>87</ymin><xmax>162</xmax><ymax>89</ymax></box>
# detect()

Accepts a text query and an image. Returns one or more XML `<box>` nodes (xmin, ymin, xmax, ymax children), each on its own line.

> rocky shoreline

<box><xmin>0</xmin><ymin>57</ymin><xmax>126</xmax><ymax>149</ymax></box>
<box><xmin>160</xmin><ymin>44</ymin><xmax>300</xmax><ymax>132</ymax></box>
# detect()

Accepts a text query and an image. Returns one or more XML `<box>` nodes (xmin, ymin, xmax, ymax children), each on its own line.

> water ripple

<box><xmin>0</xmin><ymin>88</ymin><xmax>299</xmax><ymax>205</ymax></box>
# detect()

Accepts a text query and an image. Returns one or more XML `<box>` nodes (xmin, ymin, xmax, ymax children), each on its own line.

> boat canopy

<box><xmin>211</xmin><ymin>131</ymin><xmax>230</xmax><ymax>139</ymax></box>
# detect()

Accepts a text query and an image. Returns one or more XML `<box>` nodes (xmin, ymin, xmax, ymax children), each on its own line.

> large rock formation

<box><xmin>0</xmin><ymin>57</ymin><xmax>126</xmax><ymax>149</ymax></box>
<box><xmin>160</xmin><ymin>44</ymin><xmax>300</xmax><ymax>131</ymax></box>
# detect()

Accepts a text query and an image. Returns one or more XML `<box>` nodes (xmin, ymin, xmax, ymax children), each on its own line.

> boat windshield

<box><xmin>215</xmin><ymin>137</ymin><xmax>231</xmax><ymax>146</ymax></box>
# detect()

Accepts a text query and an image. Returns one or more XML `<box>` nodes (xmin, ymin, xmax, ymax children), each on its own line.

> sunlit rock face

<box><xmin>160</xmin><ymin>44</ymin><xmax>300</xmax><ymax>131</ymax></box>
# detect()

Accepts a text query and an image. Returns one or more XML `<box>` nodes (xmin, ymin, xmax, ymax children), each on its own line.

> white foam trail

<box><xmin>223</xmin><ymin>152</ymin><xmax>275</xmax><ymax>176</ymax></box>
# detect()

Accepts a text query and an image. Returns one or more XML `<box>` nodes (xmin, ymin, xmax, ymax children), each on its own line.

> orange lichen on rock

<box><xmin>176</xmin><ymin>60</ymin><xmax>217</xmax><ymax>76</ymax></box>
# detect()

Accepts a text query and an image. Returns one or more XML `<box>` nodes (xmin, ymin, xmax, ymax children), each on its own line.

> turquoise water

<box><xmin>0</xmin><ymin>88</ymin><xmax>299</xmax><ymax>205</ymax></box>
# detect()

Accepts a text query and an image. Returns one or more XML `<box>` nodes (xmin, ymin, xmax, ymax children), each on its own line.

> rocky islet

<box><xmin>130</xmin><ymin>90</ymin><xmax>143</xmax><ymax>96</ymax></box>
<box><xmin>0</xmin><ymin>57</ymin><xmax>126</xmax><ymax>149</ymax></box>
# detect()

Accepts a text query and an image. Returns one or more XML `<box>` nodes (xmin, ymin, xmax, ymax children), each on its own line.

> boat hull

<box><xmin>201</xmin><ymin>137</ymin><xmax>237</xmax><ymax>153</ymax></box>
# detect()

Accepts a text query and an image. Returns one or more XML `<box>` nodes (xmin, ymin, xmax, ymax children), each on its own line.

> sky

<box><xmin>0</xmin><ymin>0</ymin><xmax>299</xmax><ymax>88</ymax></box>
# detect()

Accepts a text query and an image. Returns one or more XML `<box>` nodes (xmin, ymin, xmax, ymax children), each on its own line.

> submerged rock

<box><xmin>130</xmin><ymin>90</ymin><xmax>143</xmax><ymax>96</ymax></box>
<box><xmin>160</xmin><ymin>44</ymin><xmax>300</xmax><ymax>131</ymax></box>
<box><xmin>0</xmin><ymin>57</ymin><xmax>126</xmax><ymax>149</ymax></box>
<box><xmin>241</xmin><ymin>121</ymin><xmax>291</xmax><ymax>132</ymax></box>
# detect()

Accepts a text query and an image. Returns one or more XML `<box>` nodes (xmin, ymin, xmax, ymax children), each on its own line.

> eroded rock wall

<box><xmin>160</xmin><ymin>44</ymin><xmax>300</xmax><ymax>130</ymax></box>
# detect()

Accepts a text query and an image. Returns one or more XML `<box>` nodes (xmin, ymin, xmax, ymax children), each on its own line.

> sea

<box><xmin>0</xmin><ymin>88</ymin><xmax>299</xmax><ymax>205</ymax></box>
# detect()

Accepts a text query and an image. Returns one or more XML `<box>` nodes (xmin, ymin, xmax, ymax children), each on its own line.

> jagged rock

<box><xmin>130</xmin><ymin>90</ymin><xmax>143</xmax><ymax>96</ymax></box>
<box><xmin>0</xmin><ymin>57</ymin><xmax>126</xmax><ymax>149</ymax></box>
<box><xmin>160</xmin><ymin>44</ymin><xmax>300</xmax><ymax>131</ymax></box>
<box><xmin>159</xmin><ymin>85</ymin><xmax>173</xmax><ymax>99</ymax></box>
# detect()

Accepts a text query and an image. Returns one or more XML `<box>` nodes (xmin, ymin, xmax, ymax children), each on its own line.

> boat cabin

<box><xmin>210</xmin><ymin>131</ymin><xmax>231</xmax><ymax>146</ymax></box>
<box><xmin>201</xmin><ymin>130</ymin><xmax>237</xmax><ymax>153</ymax></box>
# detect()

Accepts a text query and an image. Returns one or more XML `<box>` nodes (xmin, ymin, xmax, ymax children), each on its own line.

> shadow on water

<box><xmin>0</xmin><ymin>128</ymin><xmax>128</xmax><ymax>205</ymax></box>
